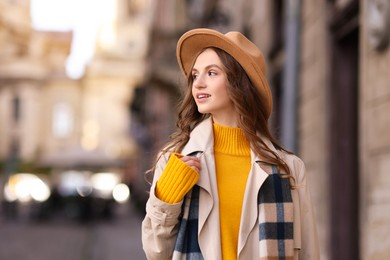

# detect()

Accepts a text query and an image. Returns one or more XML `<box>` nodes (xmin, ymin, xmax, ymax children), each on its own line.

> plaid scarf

<box><xmin>173</xmin><ymin>165</ymin><xmax>294</xmax><ymax>259</ymax></box>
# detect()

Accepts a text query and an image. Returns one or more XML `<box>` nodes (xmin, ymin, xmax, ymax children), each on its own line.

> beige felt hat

<box><xmin>176</xmin><ymin>28</ymin><xmax>273</xmax><ymax>119</ymax></box>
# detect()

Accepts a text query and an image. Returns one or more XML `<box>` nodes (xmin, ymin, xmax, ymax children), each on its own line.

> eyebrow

<box><xmin>191</xmin><ymin>64</ymin><xmax>223</xmax><ymax>72</ymax></box>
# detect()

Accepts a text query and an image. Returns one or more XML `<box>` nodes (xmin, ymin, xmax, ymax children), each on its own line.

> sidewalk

<box><xmin>0</xmin><ymin>203</ymin><xmax>147</xmax><ymax>260</ymax></box>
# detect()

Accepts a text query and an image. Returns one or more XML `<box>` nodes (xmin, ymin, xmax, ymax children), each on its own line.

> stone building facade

<box><xmin>284</xmin><ymin>0</ymin><xmax>390</xmax><ymax>259</ymax></box>
<box><xmin>359</xmin><ymin>0</ymin><xmax>390</xmax><ymax>259</ymax></box>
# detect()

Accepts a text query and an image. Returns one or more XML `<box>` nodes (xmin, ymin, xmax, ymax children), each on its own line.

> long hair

<box><xmin>153</xmin><ymin>47</ymin><xmax>294</xmax><ymax>186</ymax></box>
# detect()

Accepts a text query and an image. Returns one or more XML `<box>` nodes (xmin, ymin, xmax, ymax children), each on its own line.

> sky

<box><xmin>30</xmin><ymin>0</ymin><xmax>114</xmax><ymax>79</ymax></box>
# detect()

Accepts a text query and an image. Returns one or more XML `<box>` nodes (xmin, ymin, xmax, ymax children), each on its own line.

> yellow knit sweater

<box><xmin>155</xmin><ymin>124</ymin><xmax>251</xmax><ymax>260</ymax></box>
<box><xmin>213</xmin><ymin>123</ymin><xmax>251</xmax><ymax>260</ymax></box>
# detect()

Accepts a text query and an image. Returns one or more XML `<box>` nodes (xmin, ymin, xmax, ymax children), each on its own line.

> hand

<box><xmin>180</xmin><ymin>156</ymin><xmax>201</xmax><ymax>173</ymax></box>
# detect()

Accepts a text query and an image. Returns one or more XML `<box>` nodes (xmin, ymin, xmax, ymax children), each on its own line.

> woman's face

<box><xmin>191</xmin><ymin>48</ymin><xmax>236</xmax><ymax>126</ymax></box>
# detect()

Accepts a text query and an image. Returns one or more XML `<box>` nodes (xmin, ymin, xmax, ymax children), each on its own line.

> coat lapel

<box><xmin>237</xmin><ymin>139</ymin><xmax>282</xmax><ymax>257</ymax></box>
<box><xmin>181</xmin><ymin>117</ymin><xmax>214</xmax><ymax>196</ymax></box>
<box><xmin>237</xmin><ymin>150</ymin><xmax>269</xmax><ymax>255</ymax></box>
<box><xmin>181</xmin><ymin>118</ymin><xmax>222</xmax><ymax>258</ymax></box>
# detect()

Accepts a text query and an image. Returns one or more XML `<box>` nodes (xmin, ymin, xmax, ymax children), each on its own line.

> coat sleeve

<box><xmin>292</xmin><ymin>157</ymin><xmax>321</xmax><ymax>260</ymax></box>
<box><xmin>141</xmin><ymin>153</ymin><xmax>183</xmax><ymax>260</ymax></box>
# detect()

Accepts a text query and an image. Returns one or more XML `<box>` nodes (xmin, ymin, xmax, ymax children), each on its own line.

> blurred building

<box><xmin>0</xmin><ymin>0</ymin><xmax>152</xmax><ymax>208</ymax></box>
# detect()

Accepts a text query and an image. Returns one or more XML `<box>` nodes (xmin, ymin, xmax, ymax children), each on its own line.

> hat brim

<box><xmin>176</xmin><ymin>28</ymin><xmax>272</xmax><ymax>118</ymax></box>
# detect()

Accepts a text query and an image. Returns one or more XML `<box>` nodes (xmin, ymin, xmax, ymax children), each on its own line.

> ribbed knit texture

<box><xmin>213</xmin><ymin>123</ymin><xmax>251</xmax><ymax>260</ymax></box>
<box><xmin>155</xmin><ymin>153</ymin><xmax>199</xmax><ymax>204</ymax></box>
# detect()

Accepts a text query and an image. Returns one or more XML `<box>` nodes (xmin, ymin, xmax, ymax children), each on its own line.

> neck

<box><xmin>212</xmin><ymin>113</ymin><xmax>238</xmax><ymax>127</ymax></box>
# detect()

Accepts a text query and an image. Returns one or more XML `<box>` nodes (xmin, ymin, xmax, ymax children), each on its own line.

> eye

<box><xmin>191</xmin><ymin>73</ymin><xmax>198</xmax><ymax>79</ymax></box>
<box><xmin>208</xmin><ymin>70</ymin><xmax>217</xmax><ymax>76</ymax></box>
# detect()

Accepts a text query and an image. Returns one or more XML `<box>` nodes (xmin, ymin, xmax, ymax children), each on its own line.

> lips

<box><xmin>196</xmin><ymin>94</ymin><xmax>211</xmax><ymax>99</ymax></box>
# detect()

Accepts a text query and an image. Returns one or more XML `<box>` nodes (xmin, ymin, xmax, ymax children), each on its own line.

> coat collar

<box><xmin>182</xmin><ymin>117</ymin><xmax>280</xmax><ymax>165</ymax></box>
<box><xmin>181</xmin><ymin>117</ymin><xmax>215</xmax><ymax>156</ymax></box>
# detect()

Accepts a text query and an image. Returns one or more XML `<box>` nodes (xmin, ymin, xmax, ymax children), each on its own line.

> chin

<box><xmin>196</xmin><ymin>106</ymin><xmax>209</xmax><ymax>114</ymax></box>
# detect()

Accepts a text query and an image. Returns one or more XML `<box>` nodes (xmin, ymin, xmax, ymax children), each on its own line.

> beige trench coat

<box><xmin>142</xmin><ymin>118</ymin><xmax>320</xmax><ymax>260</ymax></box>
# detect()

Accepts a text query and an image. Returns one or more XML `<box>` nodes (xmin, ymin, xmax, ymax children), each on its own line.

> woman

<box><xmin>142</xmin><ymin>28</ymin><xmax>319</xmax><ymax>260</ymax></box>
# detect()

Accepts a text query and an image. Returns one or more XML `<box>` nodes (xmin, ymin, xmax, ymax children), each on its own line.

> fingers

<box><xmin>180</xmin><ymin>156</ymin><xmax>201</xmax><ymax>173</ymax></box>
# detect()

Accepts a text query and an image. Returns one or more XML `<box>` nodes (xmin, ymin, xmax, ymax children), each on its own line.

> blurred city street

<box><xmin>1</xmin><ymin>0</ymin><xmax>390</xmax><ymax>259</ymax></box>
<box><xmin>0</xmin><ymin>203</ymin><xmax>146</xmax><ymax>260</ymax></box>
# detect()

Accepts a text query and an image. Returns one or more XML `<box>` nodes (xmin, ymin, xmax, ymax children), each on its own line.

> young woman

<box><xmin>142</xmin><ymin>28</ymin><xmax>319</xmax><ymax>260</ymax></box>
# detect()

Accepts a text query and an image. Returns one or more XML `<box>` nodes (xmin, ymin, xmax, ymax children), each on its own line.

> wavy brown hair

<box><xmin>153</xmin><ymin>47</ymin><xmax>294</xmax><ymax>186</ymax></box>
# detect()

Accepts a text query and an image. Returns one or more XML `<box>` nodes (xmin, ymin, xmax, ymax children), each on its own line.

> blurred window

<box><xmin>52</xmin><ymin>102</ymin><xmax>73</xmax><ymax>138</ymax></box>
<box><xmin>271</xmin><ymin>0</ymin><xmax>284</xmax><ymax>53</ymax></box>
<box><xmin>12</xmin><ymin>95</ymin><xmax>20</xmax><ymax>123</ymax></box>
<box><xmin>268</xmin><ymin>0</ymin><xmax>285</xmax><ymax>136</ymax></box>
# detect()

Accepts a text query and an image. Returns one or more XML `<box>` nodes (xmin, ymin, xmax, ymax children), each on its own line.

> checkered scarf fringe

<box><xmin>173</xmin><ymin>165</ymin><xmax>294</xmax><ymax>260</ymax></box>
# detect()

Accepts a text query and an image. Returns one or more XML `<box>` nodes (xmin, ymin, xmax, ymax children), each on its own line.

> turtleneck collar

<box><xmin>213</xmin><ymin>123</ymin><xmax>250</xmax><ymax>156</ymax></box>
